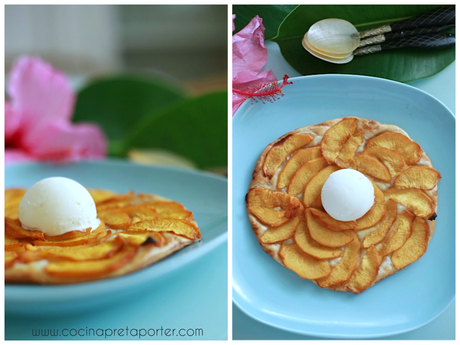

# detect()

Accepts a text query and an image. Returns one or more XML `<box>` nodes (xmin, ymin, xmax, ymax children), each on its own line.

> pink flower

<box><xmin>232</xmin><ymin>15</ymin><xmax>277</xmax><ymax>115</ymax></box>
<box><xmin>5</xmin><ymin>56</ymin><xmax>107</xmax><ymax>164</ymax></box>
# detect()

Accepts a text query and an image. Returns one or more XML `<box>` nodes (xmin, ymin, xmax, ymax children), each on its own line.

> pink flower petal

<box><xmin>5</xmin><ymin>100</ymin><xmax>21</xmax><ymax>143</ymax></box>
<box><xmin>232</xmin><ymin>14</ymin><xmax>236</xmax><ymax>32</ymax></box>
<box><xmin>232</xmin><ymin>15</ymin><xmax>273</xmax><ymax>80</ymax></box>
<box><xmin>7</xmin><ymin>56</ymin><xmax>75</xmax><ymax>134</ymax></box>
<box><xmin>5</xmin><ymin>149</ymin><xmax>36</xmax><ymax>164</ymax></box>
<box><xmin>21</xmin><ymin>120</ymin><xmax>107</xmax><ymax>161</ymax></box>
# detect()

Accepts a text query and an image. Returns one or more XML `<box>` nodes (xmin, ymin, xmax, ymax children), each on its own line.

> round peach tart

<box><xmin>5</xmin><ymin>189</ymin><xmax>201</xmax><ymax>284</ymax></box>
<box><xmin>246</xmin><ymin>117</ymin><xmax>440</xmax><ymax>293</ymax></box>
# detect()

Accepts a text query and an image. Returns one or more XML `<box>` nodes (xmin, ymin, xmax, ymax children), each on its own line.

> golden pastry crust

<box><xmin>5</xmin><ymin>190</ymin><xmax>201</xmax><ymax>284</ymax></box>
<box><xmin>247</xmin><ymin>117</ymin><xmax>439</xmax><ymax>293</ymax></box>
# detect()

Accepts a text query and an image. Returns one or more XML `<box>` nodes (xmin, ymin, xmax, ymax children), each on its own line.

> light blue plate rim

<box><xmin>5</xmin><ymin>159</ymin><xmax>228</xmax><ymax>307</ymax></box>
<box><xmin>232</xmin><ymin>74</ymin><xmax>455</xmax><ymax>339</ymax></box>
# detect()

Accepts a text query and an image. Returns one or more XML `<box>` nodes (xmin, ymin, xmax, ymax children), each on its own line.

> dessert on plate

<box><xmin>5</xmin><ymin>177</ymin><xmax>201</xmax><ymax>284</ymax></box>
<box><xmin>246</xmin><ymin>117</ymin><xmax>440</xmax><ymax>293</ymax></box>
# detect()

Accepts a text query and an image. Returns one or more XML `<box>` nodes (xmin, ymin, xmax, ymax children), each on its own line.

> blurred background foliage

<box><xmin>6</xmin><ymin>5</ymin><xmax>228</xmax><ymax>173</ymax></box>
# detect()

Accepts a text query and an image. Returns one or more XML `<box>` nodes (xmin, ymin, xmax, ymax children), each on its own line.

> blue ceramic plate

<box><xmin>232</xmin><ymin>75</ymin><xmax>455</xmax><ymax>339</ymax></box>
<box><xmin>5</xmin><ymin>160</ymin><xmax>227</xmax><ymax>315</ymax></box>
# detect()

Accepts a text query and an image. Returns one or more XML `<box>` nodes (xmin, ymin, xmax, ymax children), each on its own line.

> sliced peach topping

<box><xmin>44</xmin><ymin>245</ymin><xmax>137</xmax><ymax>279</ymax></box>
<box><xmin>294</xmin><ymin>221</ymin><xmax>343</xmax><ymax>260</ymax></box>
<box><xmin>5</xmin><ymin>218</ymin><xmax>45</xmax><ymax>241</ymax></box>
<box><xmin>277</xmin><ymin>146</ymin><xmax>322</xmax><ymax>189</ymax></box>
<box><xmin>303</xmin><ymin>165</ymin><xmax>340</xmax><ymax>207</ymax></box>
<box><xmin>335</xmin><ymin>127</ymin><xmax>364</xmax><ymax>168</ymax></box>
<box><xmin>365</xmin><ymin>131</ymin><xmax>422</xmax><ymax>165</ymax></box>
<box><xmin>391</xmin><ymin>216</ymin><xmax>429</xmax><ymax>270</ymax></box>
<box><xmin>360</xmin><ymin>147</ymin><xmax>406</xmax><ymax>178</ymax></box>
<box><xmin>320</xmin><ymin>117</ymin><xmax>358</xmax><ymax>164</ymax></box>
<box><xmin>384</xmin><ymin>188</ymin><xmax>435</xmax><ymax>218</ymax></box>
<box><xmin>378</xmin><ymin>210</ymin><xmax>414</xmax><ymax>258</ymax></box>
<box><xmin>145</xmin><ymin>201</ymin><xmax>193</xmax><ymax>221</ymax></box>
<box><xmin>287</xmin><ymin>157</ymin><xmax>328</xmax><ymax>196</ymax></box>
<box><xmin>363</xmin><ymin>200</ymin><xmax>397</xmax><ymax>249</ymax></box>
<box><xmin>127</xmin><ymin>219</ymin><xmax>201</xmax><ymax>240</ymax></box>
<box><xmin>279</xmin><ymin>242</ymin><xmax>332</xmax><ymax>280</ymax></box>
<box><xmin>351</xmin><ymin>154</ymin><xmax>391</xmax><ymax>183</ymax></box>
<box><xmin>305</xmin><ymin>209</ymin><xmax>355</xmax><ymax>247</ymax></box>
<box><xmin>355</xmin><ymin>202</ymin><xmax>387</xmax><ymax>231</ymax></box>
<box><xmin>263</xmin><ymin>133</ymin><xmax>313</xmax><ymax>179</ymax></box>
<box><xmin>260</xmin><ymin>208</ymin><xmax>302</xmax><ymax>244</ymax></box>
<box><xmin>393</xmin><ymin>166</ymin><xmax>441</xmax><ymax>190</ymax></box>
<box><xmin>317</xmin><ymin>232</ymin><xmax>360</xmax><ymax>288</ymax></box>
<box><xmin>347</xmin><ymin>245</ymin><xmax>381</xmax><ymax>294</ymax></box>
<box><xmin>309</xmin><ymin>208</ymin><xmax>357</xmax><ymax>231</ymax></box>
<box><xmin>247</xmin><ymin>187</ymin><xmax>301</xmax><ymax>227</ymax></box>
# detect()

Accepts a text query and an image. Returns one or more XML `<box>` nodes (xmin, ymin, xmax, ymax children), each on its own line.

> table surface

<box><xmin>232</xmin><ymin>41</ymin><xmax>455</xmax><ymax>341</ymax></box>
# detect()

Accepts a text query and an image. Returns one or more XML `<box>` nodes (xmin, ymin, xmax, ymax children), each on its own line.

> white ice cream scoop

<box><xmin>321</xmin><ymin>169</ymin><xmax>374</xmax><ymax>221</ymax></box>
<box><xmin>18</xmin><ymin>177</ymin><xmax>100</xmax><ymax>236</ymax></box>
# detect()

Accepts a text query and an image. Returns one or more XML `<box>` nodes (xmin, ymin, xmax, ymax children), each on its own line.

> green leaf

<box><xmin>273</xmin><ymin>5</ymin><xmax>454</xmax><ymax>82</ymax></box>
<box><xmin>233</xmin><ymin>5</ymin><xmax>298</xmax><ymax>40</ymax></box>
<box><xmin>124</xmin><ymin>91</ymin><xmax>227</xmax><ymax>169</ymax></box>
<box><xmin>72</xmin><ymin>75</ymin><xmax>186</xmax><ymax>156</ymax></box>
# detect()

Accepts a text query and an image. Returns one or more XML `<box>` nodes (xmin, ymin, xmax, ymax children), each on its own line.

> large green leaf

<box><xmin>124</xmin><ymin>91</ymin><xmax>227</xmax><ymax>169</ymax></box>
<box><xmin>273</xmin><ymin>5</ymin><xmax>454</xmax><ymax>82</ymax></box>
<box><xmin>233</xmin><ymin>5</ymin><xmax>298</xmax><ymax>40</ymax></box>
<box><xmin>73</xmin><ymin>75</ymin><xmax>186</xmax><ymax>156</ymax></box>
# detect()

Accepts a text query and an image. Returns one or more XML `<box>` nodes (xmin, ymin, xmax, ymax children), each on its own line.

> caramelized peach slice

<box><xmin>5</xmin><ymin>235</ymin><xmax>28</xmax><ymax>251</ymax></box>
<box><xmin>121</xmin><ymin>205</ymin><xmax>158</xmax><ymax>222</ymax></box>
<box><xmin>145</xmin><ymin>201</ymin><xmax>193</xmax><ymax>221</ymax></box>
<box><xmin>96</xmin><ymin>193</ymin><xmax>134</xmax><ymax>210</ymax></box>
<box><xmin>394</xmin><ymin>166</ymin><xmax>441</xmax><ymax>190</ymax></box>
<box><xmin>37</xmin><ymin>236</ymin><xmax>124</xmax><ymax>262</ymax></box>
<box><xmin>127</xmin><ymin>219</ymin><xmax>201</xmax><ymax>240</ymax></box>
<box><xmin>33</xmin><ymin>224</ymin><xmax>109</xmax><ymax>247</ymax></box>
<box><xmin>347</xmin><ymin>245</ymin><xmax>380</xmax><ymax>294</ymax></box>
<box><xmin>335</xmin><ymin>128</ymin><xmax>364</xmax><ymax>168</ymax></box>
<box><xmin>5</xmin><ymin>251</ymin><xmax>19</xmax><ymax>269</ymax></box>
<box><xmin>118</xmin><ymin>232</ymin><xmax>166</xmax><ymax>247</ymax></box>
<box><xmin>305</xmin><ymin>209</ymin><xmax>355</xmax><ymax>247</ymax></box>
<box><xmin>260</xmin><ymin>209</ymin><xmax>302</xmax><ymax>244</ymax></box>
<box><xmin>372</xmin><ymin>180</ymin><xmax>385</xmax><ymax>203</ymax></box>
<box><xmin>98</xmin><ymin>209</ymin><xmax>132</xmax><ymax>230</ymax></box>
<box><xmin>309</xmin><ymin>208</ymin><xmax>357</xmax><ymax>231</ymax></box>
<box><xmin>263</xmin><ymin>134</ymin><xmax>313</xmax><ymax>179</ymax></box>
<box><xmin>294</xmin><ymin>221</ymin><xmax>343</xmax><ymax>260</ymax></box>
<box><xmin>303</xmin><ymin>165</ymin><xmax>340</xmax><ymax>207</ymax></box>
<box><xmin>277</xmin><ymin>147</ymin><xmax>322</xmax><ymax>189</ymax></box>
<box><xmin>351</xmin><ymin>154</ymin><xmax>391</xmax><ymax>183</ymax></box>
<box><xmin>379</xmin><ymin>210</ymin><xmax>414</xmax><ymax>258</ymax></box>
<box><xmin>247</xmin><ymin>187</ymin><xmax>301</xmax><ymax>227</ymax></box>
<box><xmin>5</xmin><ymin>218</ymin><xmax>45</xmax><ymax>241</ymax></box>
<box><xmin>366</xmin><ymin>131</ymin><xmax>422</xmax><ymax>165</ymax></box>
<box><xmin>88</xmin><ymin>189</ymin><xmax>117</xmax><ymax>203</ymax></box>
<box><xmin>44</xmin><ymin>245</ymin><xmax>137</xmax><ymax>279</ymax></box>
<box><xmin>391</xmin><ymin>217</ymin><xmax>429</xmax><ymax>270</ymax></box>
<box><xmin>355</xmin><ymin>203</ymin><xmax>386</xmax><ymax>230</ymax></box>
<box><xmin>279</xmin><ymin>242</ymin><xmax>332</xmax><ymax>280</ymax></box>
<box><xmin>287</xmin><ymin>157</ymin><xmax>328</xmax><ymax>196</ymax></box>
<box><xmin>321</xmin><ymin>118</ymin><xmax>358</xmax><ymax>164</ymax></box>
<box><xmin>317</xmin><ymin>233</ymin><xmax>360</xmax><ymax>288</ymax></box>
<box><xmin>360</xmin><ymin>147</ymin><xmax>406</xmax><ymax>178</ymax></box>
<box><xmin>384</xmin><ymin>188</ymin><xmax>435</xmax><ymax>218</ymax></box>
<box><xmin>5</xmin><ymin>189</ymin><xmax>26</xmax><ymax>219</ymax></box>
<box><xmin>363</xmin><ymin>200</ymin><xmax>397</xmax><ymax>248</ymax></box>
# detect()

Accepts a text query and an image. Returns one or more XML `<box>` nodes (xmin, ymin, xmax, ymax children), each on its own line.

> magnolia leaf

<box><xmin>124</xmin><ymin>91</ymin><xmax>227</xmax><ymax>169</ymax></box>
<box><xmin>73</xmin><ymin>75</ymin><xmax>186</xmax><ymax>156</ymax></box>
<box><xmin>273</xmin><ymin>5</ymin><xmax>454</xmax><ymax>82</ymax></box>
<box><xmin>233</xmin><ymin>5</ymin><xmax>298</xmax><ymax>40</ymax></box>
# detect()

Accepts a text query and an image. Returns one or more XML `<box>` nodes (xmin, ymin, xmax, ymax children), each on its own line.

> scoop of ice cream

<box><xmin>321</xmin><ymin>169</ymin><xmax>374</xmax><ymax>221</ymax></box>
<box><xmin>18</xmin><ymin>177</ymin><xmax>100</xmax><ymax>236</ymax></box>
